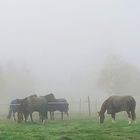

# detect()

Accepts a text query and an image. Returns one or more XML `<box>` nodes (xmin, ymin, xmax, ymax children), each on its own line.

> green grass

<box><xmin>0</xmin><ymin>116</ymin><xmax>140</xmax><ymax>140</ymax></box>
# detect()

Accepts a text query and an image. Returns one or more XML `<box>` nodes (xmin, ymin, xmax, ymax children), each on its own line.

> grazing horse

<box><xmin>19</xmin><ymin>93</ymin><xmax>56</xmax><ymax>123</ymax></box>
<box><xmin>7</xmin><ymin>99</ymin><xmax>24</xmax><ymax>121</ymax></box>
<box><xmin>98</xmin><ymin>96</ymin><xmax>136</xmax><ymax>124</ymax></box>
<box><xmin>47</xmin><ymin>98</ymin><xmax>69</xmax><ymax>120</ymax></box>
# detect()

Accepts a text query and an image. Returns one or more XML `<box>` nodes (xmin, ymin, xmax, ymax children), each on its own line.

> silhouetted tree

<box><xmin>97</xmin><ymin>56</ymin><xmax>140</xmax><ymax>95</ymax></box>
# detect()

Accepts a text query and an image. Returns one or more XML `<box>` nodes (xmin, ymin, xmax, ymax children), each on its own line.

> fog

<box><xmin>0</xmin><ymin>0</ymin><xmax>140</xmax><ymax>113</ymax></box>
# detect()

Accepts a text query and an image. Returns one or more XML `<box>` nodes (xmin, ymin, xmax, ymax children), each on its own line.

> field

<box><xmin>0</xmin><ymin>115</ymin><xmax>140</xmax><ymax>140</ymax></box>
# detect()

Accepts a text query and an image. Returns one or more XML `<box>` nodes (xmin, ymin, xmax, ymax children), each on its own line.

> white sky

<box><xmin>0</xmin><ymin>0</ymin><xmax>140</xmax><ymax>101</ymax></box>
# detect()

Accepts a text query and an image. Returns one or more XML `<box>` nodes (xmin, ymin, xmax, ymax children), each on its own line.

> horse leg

<box><xmin>131</xmin><ymin>110</ymin><xmax>136</xmax><ymax>123</ymax></box>
<box><xmin>39</xmin><ymin>112</ymin><xmax>41</xmax><ymax>121</ymax></box>
<box><xmin>50</xmin><ymin>112</ymin><xmax>54</xmax><ymax>120</ymax></box>
<box><xmin>17</xmin><ymin>112</ymin><xmax>23</xmax><ymax>123</ymax></box>
<box><xmin>30</xmin><ymin>113</ymin><xmax>34</xmax><ymax>122</ymax></box>
<box><xmin>24</xmin><ymin>113</ymin><xmax>29</xmax><ymax>122</ymax></box>
<box><xmin>67</xmin><ymin>112</ymin><xmax>69</xmax><ymax>117</ymax></box>
<box><xmin>42</xmin><ymin>113</ymin><xmax>47</xmax><ymax>124</ymax></box>
<box><xmin>111</xmin><ymin>113</ymin><xmax>115</xmax><ymax>123</ymax></box>
<box><xmin>61</xmin><ymin>112</ymin><xmax>63</xmax><ymax>120</ymax></box>
<box><xmin>52</xmin><ymin>112</ymin><xmax>54</xmax><ymax>120</ymax></box>
<box><xmin>66</xmin><ymin>112</ymin><xmax>71</xmax><ymax>120</ymax></box>
<box><xmin>41</xmin><ymin>114</ymin><xmax>44</xmax><ymax>123</ymax></box>
<box><xmin>50</xmin><ymin>112</ymin><xmax>52</xmax><ymax>120</ymax></box>
<box><xmin>7</xmin><ymin>108</ymin><xmax>12</xmax><ymax>119</ymax></box>
<box><xmin>13</xmin><ymin>112</ymin><xmax>16</xmax><ymax>121</ymax></box>
<box><xmin>46</xmin><ymin>112</ymin><xmax>48</xmax><ymax>119</ymax></box>
<box><xmin>39</xmin><ymin>112</ymin><xmax>45</xmax><ymax>124</ymax></box>
<box><xmin>127</xmin><ymin>111</ymin><xmax>132</xmax><ymax>124</ymax></box>
<box><xmin>17</xmin><ymin>112</ymin><xmax>20</xmax><ymax>123</ymax></box>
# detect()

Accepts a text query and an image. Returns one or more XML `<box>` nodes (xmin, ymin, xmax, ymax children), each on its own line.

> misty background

<box><xmin>0</xmin><ymin>0</ymin><xmax>140</xmax><ymax>114</ymax></box>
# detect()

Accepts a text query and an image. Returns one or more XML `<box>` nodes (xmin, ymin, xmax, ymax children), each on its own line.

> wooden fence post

<box><xmin>88</xmin><ymin>96</ymin><xmax>91</xmax><ymax>116</ymax></box>
<box><xmin>79</xmin><ymin>98</ymin><xmax>81</xmax><ymax>114</ymax></box>
<box><xmin>95</xmin><ymin>99</ymin><xmax>97</xmax><ymax>113</ymax></box>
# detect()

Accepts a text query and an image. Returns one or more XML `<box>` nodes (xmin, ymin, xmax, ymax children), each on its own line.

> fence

<box><xmin>68</xmin><ymin>95</ymin><xmax>140</xmax><ymax>118</ymax></box>
<box><xmin>0</xmin><ymin>95</ymin><xmax>140</xmax><ymax>120</ymax></box>
<box><xmin>68</xmin><ymin>96</ymin><xmax>105</xmax><ymax>117</ymax></box>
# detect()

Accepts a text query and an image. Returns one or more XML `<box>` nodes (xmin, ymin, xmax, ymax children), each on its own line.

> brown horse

<box><xmin>18</xmin><ymin>93</ymin><xmax>55</xmax><ymax>123</ymax></box>
<box><xmin>98</xmin><ymin>96</ymin><xmax>136</xmax><ymax>124</ymax></box>
<box><xmin>17</xmin><ymin>94</ymin><xmax>37</xmax><ymax>122</ymax></box>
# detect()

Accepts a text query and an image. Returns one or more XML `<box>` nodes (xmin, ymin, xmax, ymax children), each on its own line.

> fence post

<box><xmin>79</xmin><ymin>98</ymin><xmax>81</xmax><ymax>114</ymax></box>
<box><xmin>88</xmin><ymin>96</ymin><xmax>91</xmax><ymax>116</ymax></box>
<box><xmin>95</xmin><ymin>99</ymin><xmax>97</xmax><ymax>113</ymax></box>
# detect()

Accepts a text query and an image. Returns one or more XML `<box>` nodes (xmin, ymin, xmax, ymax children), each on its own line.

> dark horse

<box><xmin>47</xmin><ymin>98</ymin><xmax>69</xmax><ymax>120</ymax></box>
<box><xmin>7</xmin><ymin>99</ymin><xmax>24</xmax><ymax>121</ymax></box>
<box><xmin>98</xmin><ymin>96</ymin><xmax>136</xmax><ymax>124</ymax></box>
<box><xmin>19</xmin><ymin>93</ymin><xmax>56</xmax><ymax>123</ymax></box>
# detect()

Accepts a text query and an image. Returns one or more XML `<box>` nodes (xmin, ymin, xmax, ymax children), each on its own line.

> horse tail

<box><xmin>130</xmin><ymin>97</ymin><xmax>136</xmax><ymax>109</ymax></box>
<box><xmin>130</xmin><ymin>97</ymin><xmax>136</xmax><ymax>120</ymax></box>
<box><xmin>7</xmin><ymin>105</ymin><xmax>12</xmax><ymax>119</ymax></box>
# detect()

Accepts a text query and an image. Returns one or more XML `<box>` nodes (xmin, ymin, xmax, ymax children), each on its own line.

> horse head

<box><xmin>98</xmin><ymin>111</ymin><xmax>105</xmax><ymax>124</ymax></box>
<box><xmin>44</xmin><ymin>93</ymin><xmax>55</xmax><ymax>102</ymax></box>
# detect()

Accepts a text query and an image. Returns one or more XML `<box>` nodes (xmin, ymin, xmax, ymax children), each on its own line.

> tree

<box><xmin>97</xmin><ymin>56</ymin><xmax>140</xmax><ymax>95</ymax></box>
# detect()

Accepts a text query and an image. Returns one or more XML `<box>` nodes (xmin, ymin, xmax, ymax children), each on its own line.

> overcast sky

<box><xmin>0</xmin><ymin>0</ymin><xmax>140</xmax><ymax>102</ymax></box>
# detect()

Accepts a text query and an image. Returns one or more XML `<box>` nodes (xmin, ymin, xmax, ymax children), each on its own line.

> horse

<box><xmin>47</xmin><ymin>98</ymin><xmax>69</xmax><ymax>120</ymax></box>
<box><xmin>7</xmin><ymin>99</ymin><xmax>24</xmax><ymax>121</ymax></box>
<box><xmin>98</xmin><ymin>95</ymin><xmax>136</xmax><ymax>124</ymax></box>
<box><xmin>17</xmin><ymin>94</ymin><xmax>37</xmax><ymax>122</ymax></box>
<box><xmin>19</xmin><ymin>93</ymin><xmax>56</xmax><ymax>123</ymax></box>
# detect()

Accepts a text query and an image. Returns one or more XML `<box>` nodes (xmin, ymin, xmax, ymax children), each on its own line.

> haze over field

<box><xmin>0</xmin><ymin>0</ymin><xmax>140</xmax><ymax>113</ymax></box>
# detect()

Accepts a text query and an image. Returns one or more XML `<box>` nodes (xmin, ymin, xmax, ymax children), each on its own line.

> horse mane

<box><xmin>99</xmin><ymin>99</ymin><xmax>108</xmax><ymax>114</ymax></box>
<box><xmin>28</xmin><ymin>94</ymin><xmax>37</xmax><ymax>98</ymax></box>
<box><xmin>44</xmin><ymin>93</ymin><xmax>55</xmax><ymax>99</ymax></box>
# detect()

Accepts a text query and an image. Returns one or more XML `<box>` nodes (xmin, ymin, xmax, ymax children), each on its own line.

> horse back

<box><xmin>106</xmin><ymin>96</ymin><xmax>136</xmax><ymax>113</ymax></box>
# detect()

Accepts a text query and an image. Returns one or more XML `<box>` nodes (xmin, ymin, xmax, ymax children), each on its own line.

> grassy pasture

<box><xmin>0</xmin><ymin>115</ymin><xmax>140</xmax><ymax>140</ymax></box>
